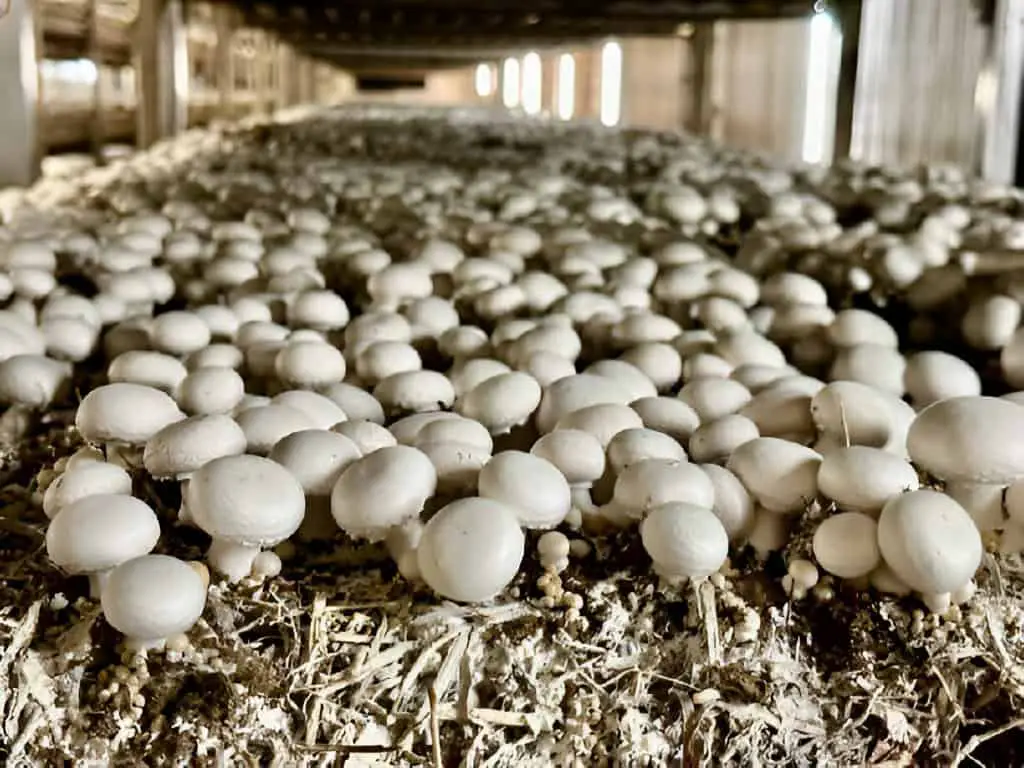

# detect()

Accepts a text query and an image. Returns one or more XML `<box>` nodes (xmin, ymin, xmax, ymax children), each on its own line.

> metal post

<box><xmin>689</xmin><ymin>23</ymin><xmax>714</xmax><ymax>135</ymax></box>
<box><xmin>134</xmin><ymin>0</ymin><xmax>188</xmax><ymax>148</ymax></box>
<box><xmin>86</xmin><ymin>0</ymin><xmax>105</xmax><ymax>162</ymax></box>
<box><xmin>0</xmin><ymin>0</ymin><xmax>40</xmax><ymax>187</ymax></box>
<box><xmin>832</xmin><ymin>0</ymin><xmax>863</xmax><ymax>161</ymax></box>
<box><xmin>979</xmin><ymin>0</ymin><xmax>1024</xmax><ymax>183</ymax></box>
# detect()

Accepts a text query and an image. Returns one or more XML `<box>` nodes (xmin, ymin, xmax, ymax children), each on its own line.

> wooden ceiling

<box><xmin>226</xmin><ymin>0</ymin><xmax>822</xmax><ymax>69</ymax></box>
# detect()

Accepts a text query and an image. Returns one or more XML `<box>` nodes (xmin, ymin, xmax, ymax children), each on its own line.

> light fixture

<box><xmin>557</xmin><ymin>53</ymin><xmax>575</xmax><ymax>120</ymax></box>
<box><xmin>599</xmin><ymin>41</ymin><xmax>622</xmax><ymax>127</ymax></box>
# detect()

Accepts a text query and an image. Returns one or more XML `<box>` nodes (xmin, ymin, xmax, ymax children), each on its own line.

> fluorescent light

<box><xmin>522</xmin><ymin>52</ymin><xmax>542</xmax><ymax>115</ymax></box>
<box><xmin>801</xmin><ymin>12</ymin><xmax>835</xmax><ymax>164</ymax></box>
<box><xmin>599</xmin><ymin>41</ymin><xmax>622</xmax><ymax>127</ymax></box>
<box><xmin>502</xmin><ymin>58</ymin><xmax>520</xmax><ymax>108</ymax></box>
<box><xmin>474</xmin><ymin>63</ymin><xmax>494</xmax><ymax>97</ymax></box>
<box><xmin>557</xmin><ymin>53</ymin><xmax>575</xmax><ymax>120</ymax></box>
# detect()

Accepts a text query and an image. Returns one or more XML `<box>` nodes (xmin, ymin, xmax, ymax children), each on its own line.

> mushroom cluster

<box><xmin>8</xmin><ymin>103</ymin><xmax>1024</xmax><ymax>663</ymax></box>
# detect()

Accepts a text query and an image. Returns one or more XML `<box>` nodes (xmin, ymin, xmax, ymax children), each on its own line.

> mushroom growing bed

<box><xmin>2</xmin><ymin>104</ymin><xmax>1024</xmax><ymax>766</ymax></box>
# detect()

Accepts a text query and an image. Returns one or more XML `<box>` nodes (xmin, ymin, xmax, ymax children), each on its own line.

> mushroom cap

<box><xmin>907</xmin><ymin>396</ymin><xmax>1024</xmax><ymax>484</ymax></box>
<box><xmin>75</xmin><ymin>382</ymin><xmax>184</xmax><ymax>445</ymax></box>
<box><xmin>271</xmin><ymin>390</ymin><xmax>348</xmax><ymax>430</ymax></box>
<box><xmin>877</xmin><ymin>489</ymin><xmax>982</xmax><ymax>594</ymax></box>
<box><xmin>414</xmin><ymin>415</ymin><xmax>493</xmax><ymax>454</ymax></box>
<box><xmin>555</xmin><ymin>402</ymin><xmax>645</xmax><ymax>448</ymax></box>
<box><xmin>640</xmin><ymin>502</ymin><xmax>728</xmax><ymax>580</ymax></box>
<box><xmin>535</xmin><ymin>373</ymin><xmax>634</xmax><ymax>434</ymax></box>
<box><xmin>726</xmin><ymin>437</ymin><xmax>822</xmax><ymax>514</ymax></box>
<box><xmin>817</xmin><ymin>446</ymin><xmax>919</xmax><ymax>513</ymax></box>
<box><xmin>269</xmin><ymin>429</ymin><xmax>362</xmax><ymax>495</ymax></box>
<box><xmin>320</xmin><ymin>382</ymin><xmax>386</xmax><ymax>424</ymax></box>
<box><xmin>530</xmin><ymin>428</ymin><xmax>605</xmax><ymax>486</ymax></box>
<box><xmin>101</xmin><ymin>555</ymin><xmax>207</xmax><ymax>641</ymax></box>
<box><xmin>46</xmin><ymin>494</ymin><xmax>161</xmax><ymax>574</ymax></box>
<box><xmin>143</xmin><ymin>414</ymin><xmax>248</xmax><ymax>479</ymax></box>
<box><xmin>0</xmin><ymin>354</ymin><xmax>72</xmax><ymax>407</ymax></box>
<box><xmin>235</xmin><ymin>403</ymin><xmax>318</xmax><ymax>454</ymax></box>
<box><xmin>373</xmin><ymin>370</ymin><xmax>455</xmax><ymax>414</ymax></box>
<box><xmin>187</xmin><ymin>455</ymin><xmax>305</xmax><ymax>546</ymax></box>
<box><xmin>700</xmin><ymin>464</ymin><xmax>755</xmax><ymax>542</ymax></box>
<box><xmin>417</xmin><ymin>497</ymin><xmax>525</xmax><ymax>603</ymax></box>
<box><xmin>456</xmin><ymin>372</ymin><xmax>542</xmax><ymax>434</ymax></box>
<box><xmin>330</xmin><ymin>445</ymin><xmax>437</xmax><ymax>540</ymax></box>
<box><xmin>812</xmin><ymin>512</ymin><xmax>880</xmax><ymax>579</ymax></box>
<box><xmin>42</xmin><ymin>461</ymin><xmax>133</xmax><ymax>519</ymax></box>
<box><xmin>176</xmin><ymin>367</ymin><xmax>245</xmax><ymax>415</ymax></box>
<box><xmin>610</xmin><ymin>458</ymin><xmax>715</xmax><ymax>521</ymax></box>
<box><xmin>478</xmin><ymin>450</ymin><xmax>571</xmax><ymax>529</ymax></box>
<box><xmin>607</xmin><ymin>427</ymin><xmax>688</xmax><ymax>472</ymax></box>
<box><xmin>332</xmin><ymin>419</ymin><xmax>397</xmax><ymax>455</ymax></box>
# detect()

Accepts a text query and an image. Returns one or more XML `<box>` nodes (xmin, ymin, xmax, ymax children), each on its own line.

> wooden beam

<box><xmin>134</xmin><ymin>0</ymin><xmax>188</xmax><ymax>148</ymax></box>
<box><xmin>0</xmin><ymin>0</ymin><xmax>41</xmax><ymax>187</ymax></box>
<box><xmin>832</xmin><ymin>0</ymin><xmax>863</xmax><ymax>161</ymax></box>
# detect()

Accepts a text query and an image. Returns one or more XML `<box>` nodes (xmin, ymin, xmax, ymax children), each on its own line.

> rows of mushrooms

<box><xmin>3</xmin><ymin>106</ymin><xmax>1024</xmax><ymax>656</ymax></box>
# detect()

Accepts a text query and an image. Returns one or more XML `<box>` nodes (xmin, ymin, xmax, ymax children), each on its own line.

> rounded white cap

<box><xmin>76</xmin><ymin>383</ymin><xmax>184</xmax><ymax>445</ymax></box>
<box><xmin>43</xmin><ymin>461</ymin><xmax>132</xmax><ymax>519</ymax></box>
<box><xmin>641</xmin><ymin>502</ymin><xmax>728</xmax><ymax>580</ymax></box>
<box><xmin>46</xmin><ymin>494</ymin><xmax>161</xmax><ymax>574</ymax></box>
<box><xmin>187</xmin><ymin>454</ymin><xmax>305</xmax><ymax>546</ymax></box>
<box><xmin>101</xmin><ymin>555</ymin><xmax>207</xmax><ymax>642</ymax></box>
<box><xmin>269</xmin><ymin>429</ymin><xmax>362</xmax><ymax>496</ymax></box>
<box><xmin>478</xmin><ymin>450</ymin><xmax>571</xmax><ymax>530</ymax></box>
<box><xmin>143</xmin><ymin>414</ymin><xmax>248</xmax><ymax>479</ymax></box>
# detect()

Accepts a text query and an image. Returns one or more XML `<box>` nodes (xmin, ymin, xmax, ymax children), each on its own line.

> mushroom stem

<box><xmin>920</xmin><ymin>591</ymin><xmax>952</xmax><ymax>615</ymax></box>
<box><xmin>943</xmin><ymin>480</ymin><xmax>1005</xmax><ymax>532</ymax></box>
<box><xmin>123</xmin><ymin>636</ymin><xmax>168</xmax><ymax>653</ymax></box>
<box><xmin>88</xmin><ymin>569</ymin><xmax>112</xmax><ymax>599</ymax></box>
<box><xmin>296</xmin><ymin>496</ymin><xmax>337</xmax><ymax>542</ymax></box>
<box><xmin>206</xmin><ymin>538</ymin><xmax>262</xmax><ymax>583</ymax></box>
<box><xmin>178</xmin><ymin>479</ymin><xmax>193</xmax><ymax>524</ymax></box>
<box><xmin>105</xmin><ymin>443</ymin><xmax>144</xmax><ymax>470</ymax></box>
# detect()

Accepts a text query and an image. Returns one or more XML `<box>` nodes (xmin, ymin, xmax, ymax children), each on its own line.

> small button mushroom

<box><xmin>961</xmin><ymin>294</ymin><xmax>1020</xmax><ymax>350</ymax></box>
<box><xmin>419</xmin><ymin>437</ymin><xmax>491</xmax><ymax>494</ymax></box>
<box><xmin>682</xmin><ymin>353</ymin><xmax>734</xmax><ymax>383</ymax></box>
<box><xmin>149</xmin><ymin>311</ymin><xmax>212</xmax><ymax>357</ymax></box>
<box><xmin>817</xmin><ymin>446</ymin><xmax>919</xmax><ymax>515</ymax></box>
<box><xmin>42</xmin><ymin>461</ymin><xmax>133</xmax><ymax>520</ymax></box>
<box><xmin>355</xmin><ymin>340</ymin><xmax>422</xmax><ymax>386</ymax></box>
<box><xmin>108</xmin><ymin>350</ymin><xmax>189</xmax><ymax>394</ymax></box>
<box><xmin>746</xmin><ymin>506</ymin><xmax>794</xmax><ymax>559</ymax></box>
<box><xmin>640</xmin><ymin>502</ymin><xmax>728</xmax><ymax>582</ymax></box>
<box><xmin>827</xmin><ymin>309</ymin><xmax>899</xmax><ymax>349</ymax></box>
<box><xmin>479</xmin><ymin>450</ymin><xmax>571</xmax><ymax>529</ymax></box>
<box><xmin>275</xmin><ymin>341</ymin><xmax>347</xmax><ymax>389</ymax></box>
<box><xmin>907</xmin><ymin>396</ymin><xmax>1024</xmax><ymax>530</ymax></box>
<box><xmin>585</xmin><ymin>360</ymin><xmax>658</xmax><ymax>402</ymax></box>
<box><xmin>321</xmin><ymin>382</ymin><xmax>386</xmax><ymax>424</ymax></box>
<box><xmin>417</xmin><ymin>497</ymin><xmax>525</xmax><ymax>603</ymax></box>
<box><xmin>0</xmin><ymin>354</ymin><xmax>72</xmax><ymax>408</ymax></box>
<box><xmin>449</xmin><ymin>358</ymin><xmax>512</xmax><ymax>398</ymax></box>
<box><xmin>415</xmin><ymin>416</ymin><xmax>493</xmax><ymax>454</ymax></box>
<box><xmin>235</xmin><ymin>403</ymin><xmax>318</xmax><ymax>455</ymax></box>
<box><xmin>187</xmin><ymin>342</ymin><xmax>244</xmax><ymax>370</ymax></box>
<box><xmin>456</xmin><ymin>372</ymin><xmax>542</xmax><ymax>436</ymax></box>
<box><xmin>331</xmin><ymin>445</ymin><xmax>437</xmax><ymax>541</ymax></box>
<box><xmin>713</xmin><ymin>329</ymin><xmax>787</xmax><ymax>368</ymax></box>
<box><xmin>783</xmin><ymin>559</ymin><xmax>819</xmax><ymax>600</ymax></box>
<box><xmin>374</xmin><ymin>370</ymin><xmax>455</xmax><ymax>415</ymax></box>
<box><xmin>177</xmin><ymin>367</ymin><xmax>246</xmax><ymax>415</ymax></box>
<box><xmin>143</xmin><ymin>414</ymin><xmax>248</xmax><ymax>480</ymax></box>
<box><xmin>630</xmin><ymin>397</ymin><xmax>701</xmax><ymax>443</ymax></box>
<box><xmin>530</xmin><ymin>428</ymin><xmax>606</xmax><ymax>527</ymax></box>
<box><xmin>332</xmin><ymin>419</ymin><xmax>396</xmax><ymax>455</ymax></box>
<box><xmin>537</xmin><ymin>530</ymin><xmax>571</xmax><ymax>573</ymax></box>
<box><xmin>619</xmin><ymin>343</ymin><xmax>682</xmax><ymax>393</ymax></box>
<box><xmin>878</xmin><ymin>490</ymin><xmax>983</xmax><ymax>610</ymax></box>
<box><xmin>100</xmin><ymin>554</ymin><xmax>207</xmax><ymax>653</ymax></box>
<box><xmin>700</xmin><ymin>464</ymin><xmax>755</xmax><ymax>542</ymax></box>
<box><xmin>726</xmin><ymin>437</ymin><xmax>822</xmax><ymax>514</ymax></box>
<box><xmin>271</xmin><ymin>390</ymin><xmax>348</xmax><ymax>430</ymax></box>
<box><xmin>829</xmin><ymin>344</ymin><xmax>907</xmax><ymax>397</ymax></box>
<box><xmin>903</xmin><ymin>351</ymin><xmax>981</xmax><ymax>409</ymax></box>
<box><xmin>187</xmin><ymin>455</ymin><xmax>306</xmax><ymax>582</ymax></box>
<box><xmin>603</xmin><ymin>458</ymin><xmax>715</xmax><ymax>526</ymax></box>
<box><xmin>75</xmin><ymin>383</ymin><xmax>185</xmax><ymax>464</ymax></box>
<box><xmin>730</xmin><ymin>364</ymin><xmax>796</xmax><ymax>393</ymax></box>
<box><xmin>607</xmin><ymin>428</ymin><xmax>688</xmax><ymax>474</ymax></box>
<box><xmin>287</xmin><ymin>289</ymin><xmax>350</xmax><ymax>332</ymax></box>
<box><xmin>535</xmin><ymin>373</ymin><xmax>634</xmax><ymax>434</ymax></box>
<box><xmin>46</xmin><ymin>494</ymin><xmax>161</xmax><ymax>598</ymax></box>
<box><xmin>677</xmin><ymin>377</ymin><xmax>752</xmax><ymax>423</ymax></box>
<box><xmin>688</xmin><ymin>414</ymin><xmax>759</xmax><ymax>464</ymax></box>
<box><xmin>811</xmin><ymin>512</ymin><xmax>880</xmax><ymax>579</ymax></box>
<box><xmin>270</xmin><ymin>429</ymin><xmax>363</xmax><ymax>541</ymax></box>
<box><xmin>555</xmin><ymin>403</ymin><xmax>644</xmax><ymax>449</ymax></box>
<box><xmin>810</xmin><ymin>380</ymin><xmax>914</xmax><ymax>456</ymax></box>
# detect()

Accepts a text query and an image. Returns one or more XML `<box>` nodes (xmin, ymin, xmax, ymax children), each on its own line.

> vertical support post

<box><xmin>832</xmin><ymin>0</ymin><xmax>863</xmax><ymax>161</ymax></box>
<box><xmin>135</xmin><ymin>0</ymin><xmax>188</xmax><ymax>148</ymax></box>
<box><xmin>85</xmin><ymin>0</ymin><xmax>105</xmax><ymax>162</ymax></box>
<box><xmin>0</xmin><ymin>0</ymin><xmax>40</xmax><ymax>187</ymax></box>
<box><xmin>979</xmin><ymin>0</ymin><xmax>1024</xmax><ymax>183</ymax></box>
<box><xmin>542</xmin><ymin>54</ymin><xmax>559</xmax><ymax>115</ymax></box>
<box><xmin>213</xmin><ymin>5</ymin><xmax>233</xmax><ymax>116</ymax></box>
<box><xmin>689</xmin><ymin>23</ymin><xmax>715</xmax><ymax>135</ymax></box>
